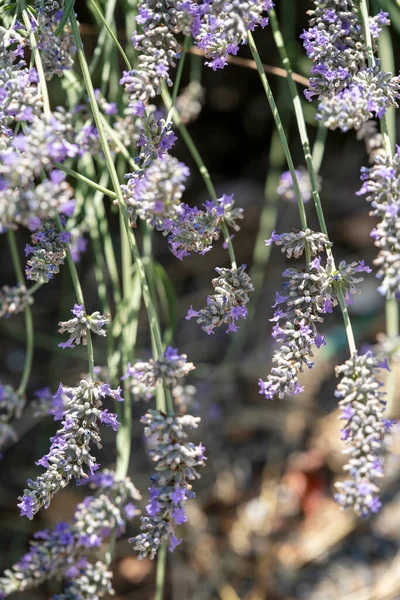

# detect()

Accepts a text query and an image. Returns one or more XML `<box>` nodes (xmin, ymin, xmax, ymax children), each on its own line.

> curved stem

<box><xmin>247</xmin><ymin>31</ymin><xmax>310</xmax><ymax>266</ymax></box>
<box><xmin>55</xmin><ymin>163</ymin><xmax>117</xmax><ymax>198</ymax></box>
<box><xmin>166</xmin><ymin>36</ymin><xmax>190</xmax><ymax>124</ymax></box>
<box><xmin>7</xmin><ymin>230</ymin><xmax>34</xmax><ymax>396</ymax></box>
<box><xmin>20</xmin><ymin>3</ymin><xmax>51</xmax><ymax>115</ymax></box>
<box><xmin>161</xmin><ymin>83</ymin><xmax>238</xmax><ymax>269</ymax></box>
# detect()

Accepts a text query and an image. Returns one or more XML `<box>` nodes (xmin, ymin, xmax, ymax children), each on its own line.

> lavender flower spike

<box><xmin>18</xmin><ymin>381</ymin><xmax>123</xmax><ymax>519</ymax></box>
<box><xmin>130</xmin><ymin>410</ymin><xmax>206</xmax><ymax>559</ymax></box>
<box><xmin>334</xmin><ymin>352</ymin><xmax>393</xmax><ymax>518</ymax></box>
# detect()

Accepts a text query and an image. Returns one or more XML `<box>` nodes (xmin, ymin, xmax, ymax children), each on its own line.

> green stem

<box><xmin>311</xmin><ymin>123</ymin><xmax>328</xmax><ymax>174</ymax></box>
<box><xmin>267</xmin><ymin>11</ymin><xmax>329</xmax><ymax>238</ymax></box>
<box><xmin>155</xmin><ymin>544</ymin><xmax>167</xmax><ymax>600</ymax></box>
<box><xmin>247</xmin><ymin>31</ymin><xmax>310</xmax><ymax>267</ymax></box>
<box><xmin>166</xmin><ymin>36</ymin><xmax>190</xmax><ymax>124</ymax></box>
<box><xmin>7</xmin><ymin>230</ymin><xmax>34</xmax><ymax>396</ymax></box>
<box><xmin>69</xmin><ymin>13</ymin><xmax>172</xmax><ymax>414</ymax></box>
<box><xmin>161</xmin><ymin>83</ymin><xmax>237</xmax><ymax>269</ymax></box>
<box><xmin>55</xmin><ymin>163</ymin><xmax>117</xmax><ymax>198</ymax></box>
<box><xmin>20</xmin><ymin>4</ymin><xmax>51</xmax><ymax>115</ymax></box>
<box><xmin>27</xmin><ymin>281</ymin><xmax>43</xmax><ymax>296</ymax></box>
<box><xmin>358</xmin><ymin>0</ymin><xmax>375</xmax><ymax>68</ymax></box>
<box><xmin>89</xmin><ymin>0</ymin><xmax>132</xmax><ymax>70</ymax></box>
<box><xmin>55</xmin><ymin>215</ymin><xmax>95</xmax><ymax>381</ymax></box>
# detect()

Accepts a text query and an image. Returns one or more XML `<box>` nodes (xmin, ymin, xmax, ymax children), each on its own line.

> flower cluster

<box><xmin>0</xmin><ymin>284</ymin><xmax>33</xmax><ymax>319</ymax></box>
<box><xmin>167</xmin><ymin>194</ymin><xmax>243</xmax><ymax>259</ymax></box>
<box><xmin>58</xmin><ymin>304</ymin><xmax>110</xmax><ymax>349</ymax></box>
<box><xmin>0</xmin><ymin>470</ymin><xmax>140</xmax><ymax>598</ymax></box>
<box><xmin>0</xmin><ymin>384</ymin><xmax>25</xmax><ymax>455</ymax></box>
<box><xmin>0</xmin><ymin>115</ymin><xmax>78</xmax><ymax>230</ymax></box>
<box><xmin>196</xmin><ymin>0</ymin><xmax>274</xmax><ymax>70</ymax></box>
<box><xmin>259</xmin><ymin>235</ymin><xmax>371</xmax><ymax>400</ymax></box>
<box><xmin>302</xmin><ymin>1</ymin><xmax>399</xmax><ymax>130</ymax></box>
<box><xmin>25</xmin><ymin>219</ymin><xmax>69</xmax><ymax>282</ymax></box>
<box><xmin>266</xmin><ymin>229</ymin><xmax>332</xmax><ymax>259</ymax></box>
<box><xmin>136</xmin><ymin>110</ymin><xmax>177</xmax><ymax>167</ymax></box>
<box><xmin>31</xmin><ymin>0</ymin><xmax>76</xmax><ymax>79</ymax></box>
<box><xmin>0</xmin><ymin>28</ymin><xmax>42</xmax><ymax>136</ymax></box>
<box><xmin>357</xmin><ymin>147</ymin><xmax>400</xmax><ymax>297</ymax></box>
<box><xmin>334</xmin><ymin>352</ymin><xmax>393</xmax><ymax>517</ymax></box>
<box><xmin>186</xmin><ymin>264</ymin><xmax>253</xmax><ymax>334</ymax></box>
<box><xmin>277</xmin><ymin>167</ymin><xmax>318</xmax><ymax>204</ymax></box>
<box><xmin>120</xmin><ymin>0</ymin><xmax>199</xmax><ymax>112</ymax></box>
<box><xmin>18</xmin><ymin>381</ymin><xmax>123</xmax><ymax>520</ymax></box>
<box><xmin>130</xmin><ymin>410</ymin><xmax>206</xmax><ymax>559</ymax></box>
<box><xmin>122</xmin><ymin>346</ymin><xmax>195</xmax><ymax>398</ymax></box>
<box><xmin>122</xmin><ymin>154</ymin><xmax>189</xmax><ymax>229</ymax></box>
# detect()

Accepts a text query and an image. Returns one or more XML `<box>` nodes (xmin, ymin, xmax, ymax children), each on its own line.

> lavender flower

<box><xmin>1</xmin><ymin>470</ymin><xmax>140</xmax><ymax>597</ymax></box>
<box><xmin>277</xmin><ymin>167</ymin><xmax>319</xmax><ymax>204</ymax></box>
<box><xmin>175</xmin><ymin>81</ymin><xmax>205</xmax><ymax>124</ymax></box>
<box><xmin>31</xmin><ymin>0</ymin><xmax>76</xmax><ymax>80</ymax></box>
<box><xmin>58</xmin><ymin>305</ymin><xmax>110</xmax><ymax>349</ymax></box>
<box><xmin>0</xmin><ymin>28</ymin><xmax>42</xmax><ymax>135</ymax></box>
<box><xmin>259</xmin><ymin>252</ymin><xmax>371</xmax><ymax>400</ymax></box>
<box><xmin>334</xmin><ymin>352</ymin><xmax>393</xmax><ymax>517</ymax></box>
<box><xmin>302</xmin><ymin>2</ymin><xmax>399</xmax><ymax>130</ymax></box>
<box><xmin>122</xmin><ymin>155</ymin><xmax>189</xmax><ymax>229</ymax></box>
<box><xmin>167</xmin><ymin>194</ymin><xmax>243</xmax><ymax>259</ymax></box>
<box><xmin>25</xmin><ymin>220</ymin><xmax>69</xmax><ymax>282</ymax></box>
<box><xmin>130</xmin><ymin>410</ymin><xmax>206</xmax><ymax>559</ymax></box>
<box><xmin>0</xmin><ymin>285</ymin><xmax>33</xmax><ymax>319</ymax></box>
<box><xmin>196</xmin><ymin>0</ymin><xmax>273</xmax><ymax>70</ymax></box>
<box><xmin>0</xmin><ymin>384</ymin><xmax>25</xmax><ymax>454</ymax></box>
<box><xmin>122</xmin><ymin>347</ymin><xmax>195</xmax><ymax>396</ymax></box>
<box><xmin>120</xmin><ymin>0</ymin><xmax>198</xmax><ymax>110</ymax></box>
<box><xmin>186</xmin><ymin>264</ymin><xmax>253</xmax><ymax>334</ymax></box>
<box><xmin>18</xmin><ymin>381</ymin><xmax>123</xmax><ymax>519</ymax></box>
<box><xmin>357</xmin><ymin>147</ymin><xmax>400</xmax><ymax>297</ymax></box>
<box><xmin>136</xmin><ymin>111</ymin><xmax>178</xmax><ymax>167</ymax></box>
<box><xmin>266</xmin><ymin>229</ymin><xmax>332</xmax><ymax>259</ymax></box>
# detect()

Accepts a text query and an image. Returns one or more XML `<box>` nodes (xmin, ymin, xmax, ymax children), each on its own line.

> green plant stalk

<box><xmin>89</xmin><ymin>0</ymin><xmax>118</xmax><ymax>74</ymax></box>
<box><xmin>27</xmin><ymin>281</ymin><xmax>43</xmax><ymax>296</ymax></box>
<box><xmin>155</xmin><ymin>544</ymin><xmax>167</xmax><ymax>600</ymax></box>
<box><xmin>166</xmin><ymin>36</ymin><xmax>190</xmax><ymax>124</ymax></box>
<box><xmin>89</xmin><ymin>0</ymin><xmax>132</xmax><ymax>70</ymax></box>
<box><xmin>358</xmin><ymin>0</ymin><xmax>375</xmax><ymax>68</ymax></box>
<box><xmin>247</xmin><ymin>32</ymin><xmax>311</xmax><ymax>267</ymax></box>
<box><xmin>55</xmin><ymin>215</ymin><xmax>95</xmax><ymax>381</ymax></box>
<box><xmin>7</xmin><ymin>230</ymin><xmax>34</xmax><ymax>396</ymax></box>
<box><xmin>312</xmin><ymin>123</ymin><xmax>328</xmax><ymax>174</ymax></box>
<box><xmin>70</xmin><ymin>13</ymin><xmax>172</xmax><ymax>414</ymax></box>
<box><xmin>20</xmin><ymin>3</ymin><xmax>51</xmax><ymax>115</ymax></box>
<box><xmin>55</xmin><ymin>162</ymin><xmax>117</xmax><ymax>198</ymax></box>
<box><xmin>161</xmin><ymin>83</ymin><xmax>238</xmax><ymax>270</ymax></box>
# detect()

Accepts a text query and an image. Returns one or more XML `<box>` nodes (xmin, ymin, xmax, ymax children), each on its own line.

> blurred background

<box><xmin>2</xmin><ymin>0</ymin><xmax>400</xmax><ymax>598</ymax></box>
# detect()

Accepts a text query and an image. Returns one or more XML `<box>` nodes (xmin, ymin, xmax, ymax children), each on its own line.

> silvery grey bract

<box><xmin>267</xmin><ymin>229</ymin><xmax>332</xmax><ymax>259</ymax></box>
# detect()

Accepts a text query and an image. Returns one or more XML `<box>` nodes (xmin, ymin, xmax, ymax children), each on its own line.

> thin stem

<box><xmin>69</xmin><ymin>13</ymin><xmax>171</xmax><ymax>414</ymax></box>
<box><xmin>88</xmin><ymin>0</ymin><xmax>132</xmax><ymax>70</ymax></box>
<box><xmin>55</xmin><ymin>163</ymin><xmax>117</xmax><ymax>198</ymax></box>
<box><xmin>7</xmin><ymin>230</ymin><xmax>34</xmax><ymax>396</ymax></box>
<box><xmin>268</xmin><ymin>10</ymin><xmax>329</xmax><ymax>238</ymax></box>
<box><xmin>155</xmin><ymin>544</ymin><xmax>167</xmax><ymax>600</ymax></box>
<box><xmin>311</xmin><ymin>123</ymin><xmax>328</xmax><ymax>174</ymax></box>
<box><xmin>337</xmin><ymin>289</ymin><xmax>357</xmax><ymax>356</ymax></box>
<box><xmin>20</xmin><ymin>3</ymin><xmax>51</xmax><ymax>115</ymax></box>
<box><xmin>166</xmin><ymin>36</ymin><xmax>190</xmax><ymax>124</ymax></box>
<box><xmin>358</xmin><ymin>0</ymin><xmax>375</xmax><ymax>68</ymax></box>
<box><xmin>247</xmin><ymin>31</ymin><xmax>311</xmax><ymax>266</ymax></box>
<box><xmin>161</xmin><ymin>83</ymin><xmax>238</xmax><ymax>269</ymax></box>
<box><xmin>27</xmin><ymin>281</ymin><xmax>43</xmax><ymax>296</ymax></box>
<box><xmin>55</xmin><ymin>215</ymin><xmax>95</xmax><ymax>381</ymax></box>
